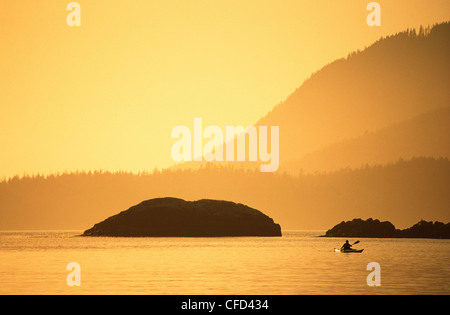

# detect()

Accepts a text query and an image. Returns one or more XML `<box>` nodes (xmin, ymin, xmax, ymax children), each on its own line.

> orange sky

<box><xmin>1</xmin><ymin>0</ymin><xmax>449</xmax><ymax>179</ymax></box>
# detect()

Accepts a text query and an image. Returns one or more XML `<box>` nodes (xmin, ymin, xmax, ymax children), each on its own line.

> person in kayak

<box><xmin>341</xmin><ymin>240</ymin><xmax>352</xmax><ymax>251</ymax></box>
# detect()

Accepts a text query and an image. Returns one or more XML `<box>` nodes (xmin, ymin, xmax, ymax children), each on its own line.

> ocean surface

<box><xmin>0</xmin><ymin>230</ymin><xmax>449</xmax><ymax>295</ymax></box>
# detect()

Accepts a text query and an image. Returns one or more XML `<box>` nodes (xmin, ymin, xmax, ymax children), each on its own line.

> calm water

<box><xmin>0</xmin><ymin>230</ymin><xmax>449</xmax><ymax>295</ymax></box>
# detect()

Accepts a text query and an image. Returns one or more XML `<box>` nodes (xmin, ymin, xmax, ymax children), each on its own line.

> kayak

<box><xmin>334</xmin><ymin>248</ymin><xmax>364</xmax><ymax>253</ymax></box>
<box><xmin>335</xmin><ymin>248</ymin><xmax>364</xmax><ymax>253</ymax></box>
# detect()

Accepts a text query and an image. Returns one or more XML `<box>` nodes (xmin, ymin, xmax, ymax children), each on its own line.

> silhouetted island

<box><xmin>324</xmin><ymin>218</ymin><xmax>450</xmax><ymax>239</ymax></box>
<box><xmin>83</xmin><ymin>197</ymin><xmax>282</xmax><ymax>237</ymax></box>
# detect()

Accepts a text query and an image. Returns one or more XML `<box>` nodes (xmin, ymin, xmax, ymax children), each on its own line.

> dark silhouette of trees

<box><xmin>1</xmin><ymin>157</ymin><xmax>449</xmax><ymax>230</ymax></box>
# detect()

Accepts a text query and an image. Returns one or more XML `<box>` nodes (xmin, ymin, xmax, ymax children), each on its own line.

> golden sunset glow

<box><xmin>1</xmin><ymin>1</ymin><xmax>450</xmax><ymax>297</ymax></box>
<box><xmin>1</xmin><ymin>0</ymin><xmax>449</xmax><ymax>179</ymax></box>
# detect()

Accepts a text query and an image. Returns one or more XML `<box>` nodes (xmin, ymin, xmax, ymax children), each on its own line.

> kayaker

<box><xmin>341</xmin><ymin>240</ymin><xmax>352</xmax><ymax>251</ymax></box>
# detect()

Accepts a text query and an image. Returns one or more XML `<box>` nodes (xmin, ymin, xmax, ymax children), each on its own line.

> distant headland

<box><xmin>324</xmin><ymin>218</ymin><xmax>450</xmax><ymax>239</ymax></box>
<box><xmin>83</xmin><ymin>197</ymin><xmax>282</xmax><ymax>237</ymax></box>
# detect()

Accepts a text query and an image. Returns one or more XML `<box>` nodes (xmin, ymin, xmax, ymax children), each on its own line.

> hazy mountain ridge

<box><xmin>283</xmin><ymin>106</ymin><xmax>450</xmax><ymax>174</ymax></box>
<box><xmin>171</xmin><ymin>22</ymin><xmax>450</xmax><ymax>174</ymax></box>
<box><xmin>258</xmin><ymin>22</ymin><xmax>450</xmax><ymax>168</ymax></box>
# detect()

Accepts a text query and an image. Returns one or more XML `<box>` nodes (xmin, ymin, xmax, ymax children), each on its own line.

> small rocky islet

<box><xmin>324</xmin><ymin>218</ymin><xmax>450</xmax><ymax>239</ymax></box>
<box><xmin>83</xmin><ymin>197</ymin><xmax>282</xmax><ymax>237</ymax></box>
